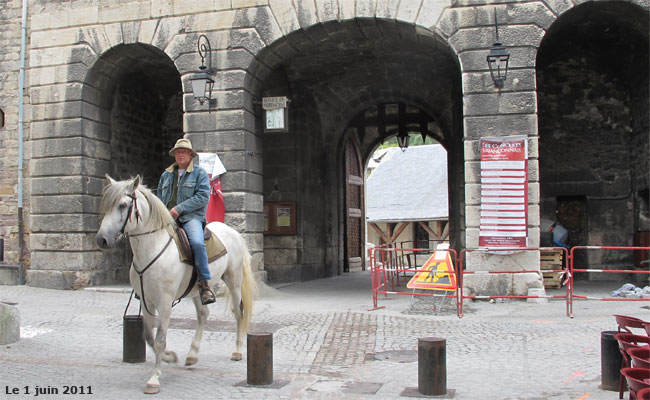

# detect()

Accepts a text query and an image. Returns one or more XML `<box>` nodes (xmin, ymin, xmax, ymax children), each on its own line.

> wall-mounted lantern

<box><xmin>486</xmin><ymin>9</ymin><xmax>510</xmax><ymax>92</ymax></box>
<box><xmin>397</xmin><ymin>129</ymin><xmax>410</xmax><ymax>152</ymax></box>
<box><xmin>190</xmin><ymin>35</ymin><xmax>215</xmax><ymax>108</ymax></box>
<box><xmin>263</xmin><ymin>96</ymin><xmax>289</xmax><ymax>132</ymax></box>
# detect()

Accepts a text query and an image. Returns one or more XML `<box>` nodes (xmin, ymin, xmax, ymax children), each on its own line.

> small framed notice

<box><xmin>263</xmin><ymin>97</ymin><xmax>289</xmax><ymax>133</ymax></box>
<box><xmin>263</xmin><ymin>202</ymin><xmax>296</xmax><ymax>235</ymax></box>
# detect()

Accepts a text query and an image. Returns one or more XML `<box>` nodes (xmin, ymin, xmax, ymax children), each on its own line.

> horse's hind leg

<box><xmin>185</xmin><ymin>295</ymin><xmax>209</xmax><ymax>366</ymax></box>
<box><xmin>223</xmin><ymin>275</ymin><xmax>244</xmax><ymax>361</ymax></box>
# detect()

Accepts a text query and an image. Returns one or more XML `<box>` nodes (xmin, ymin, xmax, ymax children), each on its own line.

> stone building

<box><xmin>0</xmin><ymin>0</ymin><xmax>647</xmax><ymax>294</ymax></box>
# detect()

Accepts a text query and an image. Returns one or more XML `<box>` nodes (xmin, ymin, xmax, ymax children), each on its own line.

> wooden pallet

<box><xmin>540</xmin><ymin>249</ymin><xmax>562</xmax><ymax>270</ymax></box>
<box><xmin>541</xmin><ymin>249</ymin><xmax>563</xmax><ymax>288</ymax></box>
<box><xmin>543</xmin><ymin>271</ymin><xmax>562</xmax><ymax>289</ymax></box>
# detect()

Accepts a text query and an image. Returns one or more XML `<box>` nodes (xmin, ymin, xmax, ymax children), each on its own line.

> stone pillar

<box><xmin>442</xmin><ymin>3</ymin><xmax>545</xmax><ymax>295</ymax></box>
<box><xmin>0</xmin><ymin>302</ymin><xmax>20</xmax><ymax>345</ymax></box>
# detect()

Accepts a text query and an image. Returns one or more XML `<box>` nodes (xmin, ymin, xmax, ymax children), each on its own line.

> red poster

<box><xmin>479</xmin><ymin>136</ymin><xmax>528</xmax><ymax>249</ymax></box>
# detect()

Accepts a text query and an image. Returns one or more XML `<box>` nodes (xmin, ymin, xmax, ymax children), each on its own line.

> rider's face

<box><xmin>174</xmin><ymin>148</ymin><xmax>192</xmax><ymax>169</ymax></box>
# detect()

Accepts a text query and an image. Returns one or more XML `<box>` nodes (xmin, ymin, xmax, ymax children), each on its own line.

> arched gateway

<box><xmin>0</xmin><ymin>0</ymin><xmax>645</xmax><ymax>293</ymax></box>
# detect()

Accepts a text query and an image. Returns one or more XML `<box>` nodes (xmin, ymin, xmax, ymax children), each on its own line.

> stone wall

<box><xmin>0</xmin><ymin>0</ymin><xmax>647</xmax><ymax>292</ymax></box>
<box><xmin>538</xmin><ymin>58</ymin><xmax>635</xmax><ymax>249</ymax></box>
<box><xmin>0</xmin><ymin>0</ymin><xmax>25</xmax><ymax>268</ymax></box>
<box><xmin>110</xmin><ymin>72</ymin><xmax>178</xmax><ymax>186</ymax></box>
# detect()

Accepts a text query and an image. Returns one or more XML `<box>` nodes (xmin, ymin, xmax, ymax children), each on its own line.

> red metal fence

<box><xmin>368</xmin><ymin>243</ymin><xmax>650</xmax><ymax>319</ymax></box>
<box><xmin>568</xmin><ymin>246</ymin><xmax>650</xmax><ymax>317</ymax></box>
<box><xmin>369</xmin><ymin>243</ymin><xmax>460</xmax><ymax>316</ymax></box>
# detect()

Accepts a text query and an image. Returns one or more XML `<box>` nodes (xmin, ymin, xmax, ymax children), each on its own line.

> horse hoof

<box><xmin>185</xmin><ymin>356</ymin><xmax>198</xmax><ymax>366</ymax></box>
<box><xmin>163</xmin><ymin>351</ymin><xmax>178</xmax><ymax>364</ymax></box>
<box><xmin>231</xmin><ymin>352</ymin><xmax>242</xmax><ymax>361</ymax></box>
<box><xmin>144</xmin><ymin>383</ymin><xmax>160</xmax><ymax>394</ymax></box>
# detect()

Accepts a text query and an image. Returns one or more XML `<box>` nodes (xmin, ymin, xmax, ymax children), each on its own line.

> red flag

<box><xmin>206</xmin><ymin>176</ymin><xmax>225</xmax><ymax>222</ymax></box>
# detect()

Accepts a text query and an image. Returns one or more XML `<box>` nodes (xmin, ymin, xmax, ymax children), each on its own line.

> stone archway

<box><xmin>251</xmin><ymin>19</ymin><xmax>462</xmax><ymax>282</ymax></box>
<box><xmin>82</xmin><ymin>44</ymin><xmax>182</xmax><ymax>283</ymax></box>
<box><xmin>84</xmin><ymin>44</ymin><xmax>183</xmax><ymax>187</ymax></box>
<box><xmin>537</xmin><ymin>2</ymin><xmax>649</xmax><ymax>276</ymax></box>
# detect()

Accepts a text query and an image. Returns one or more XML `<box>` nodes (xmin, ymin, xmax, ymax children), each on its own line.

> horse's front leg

<box><xmin>144</xmin><ymin>303</ymin><xmax>175</xmax><ymax>394</ymax></box>
<box><xmin>142</xmin><ymin>308</ymin><xmax>179</xmax><ymax>364</ymax></box>
<box><xmin>185</xmin><ymin>295</ymin><xmax>209</xmax><ymax>366</ymax></box>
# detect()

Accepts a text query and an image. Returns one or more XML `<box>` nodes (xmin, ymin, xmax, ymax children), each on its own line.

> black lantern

<box><xmin>190</xmin><ymin>35</ymin><xmax>215</xmax><ymax>106</ymax></box>
<box><xmin>397</xmin><ymin>129</ymin><xmax>410</xmax><ymax>152</ymax></box>
<box><xmin>486</xmin><ymin>9</ymin><xmax>510</xmax><ymax>91</ymax></box>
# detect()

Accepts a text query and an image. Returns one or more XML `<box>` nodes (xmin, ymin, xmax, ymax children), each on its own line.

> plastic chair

<box><xmin>620</xmin><ymin>368</ymin><xmax>650</xmax><ymax>400</ymax></box>
<box><xmin>615</xmin><ymin>334</ymin><xmax>650</xmax><ymax>399</ymax></box>
<box><xmin>637</xmin><ymin>387</ymin><xmax>650</xmax><ymax>400</ymax></box>
<box><xmin>644</xmin><ymin>322</ymin><xmax>650</xmax><ymax>337</ymax></box>
<box><xmin>629</xmin><ymin>347</ymin><xmax>650</xmax><ymax>370</ymax></box>
<box><xmin>615</xmin><ymin>314</ymin><xmax>649</xmax><ymax>335</ymax></box>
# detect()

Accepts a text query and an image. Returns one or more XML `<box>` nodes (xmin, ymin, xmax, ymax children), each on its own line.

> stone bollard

<box><xmin>418</xmin><ymin>337</ymin><xmax>447</xmax><ymax>396</ymax></box>
<box><xmin>601</xmin><ymin>330</ymin><xmax>623</xmax><ymax>391</ymax></box>
<box><xmin>247</xmin><ymin>332</ymin><xmax>273</xmax><ymax>385</ymax></box>
<box><xmin>123</xmin><ymin>314</ymin><xmax>146</xmax><ymax>363</ymax></box>
<box><xmin>0</xmin><ymin>302</ymin><xmax>20</xmax><ymax>345</ymax></box>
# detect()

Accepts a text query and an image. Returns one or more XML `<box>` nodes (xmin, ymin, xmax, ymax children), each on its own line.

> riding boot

<box><xmin>197</xmin><ymin>280</ymin><xmax>216</xmax><ymax>305</ymax></box>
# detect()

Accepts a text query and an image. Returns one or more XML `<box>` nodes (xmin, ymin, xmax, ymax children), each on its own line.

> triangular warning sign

<box><xmin>407</xmin><ymin>244</ymin><xmax>457</xmax><ymax>291</ymax></box>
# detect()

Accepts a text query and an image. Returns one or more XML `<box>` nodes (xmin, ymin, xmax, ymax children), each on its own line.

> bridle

<box><xmin>119</xmin><ymin>191</ymin><xmax>163</xmax><ymax>238</ymax></box>
<box><xmin>119</xmin><ymin>192</ymin><xmax>142</xmax><ymax>235</ymax></box>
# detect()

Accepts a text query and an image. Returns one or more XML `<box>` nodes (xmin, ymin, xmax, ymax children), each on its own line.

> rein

<box><xmin>120</xmin><ymin>189</ymin><xmax>193</xmax><ymax>315</ymax></box>
<box><xmin>132</xmin><ymin>235</ymin><xmax>173</xmax><ymax>315</ymax></box>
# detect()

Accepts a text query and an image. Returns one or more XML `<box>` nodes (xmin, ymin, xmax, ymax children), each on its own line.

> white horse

<box><xmin>95</xmin><ymin>175</ymin><xmax>256</xmax><ymax>394</ymax></box>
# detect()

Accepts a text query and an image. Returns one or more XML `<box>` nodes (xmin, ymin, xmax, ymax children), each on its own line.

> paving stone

<box><xmin>0</xmin><ymin>272</ymin><xmax>644</xmax><ymax>399</ymax></box>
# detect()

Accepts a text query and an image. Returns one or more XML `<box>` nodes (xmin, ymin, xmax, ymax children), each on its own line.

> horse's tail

<box><xmin>238</xmin><ymin>240</ymin><xmax>257</xmax><ymax>335</ymax></box>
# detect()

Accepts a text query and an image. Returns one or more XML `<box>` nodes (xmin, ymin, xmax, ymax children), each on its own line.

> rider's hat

<box><xmin>169</xmin><ymin>138</ymin><xmax>198</xmax><ymax>157</ymax></box>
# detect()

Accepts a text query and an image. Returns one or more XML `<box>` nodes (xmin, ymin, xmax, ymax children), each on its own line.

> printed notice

<box><xmin>479</xmin><ymin>136</ymin><xmax>528</xmax><ymax>249</ymax></box>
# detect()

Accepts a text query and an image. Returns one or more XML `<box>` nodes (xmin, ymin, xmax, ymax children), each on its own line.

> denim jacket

<box><xmin>156</xmin><ymin>160</ymin><xmax>210</xmax><ymax>224</ymax></box>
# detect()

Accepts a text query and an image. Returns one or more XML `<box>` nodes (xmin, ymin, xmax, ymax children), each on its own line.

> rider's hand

<box><xmin>170</xmin><ymin>207</ymin><xmax>179</xmax><ymax>219</ymax></box>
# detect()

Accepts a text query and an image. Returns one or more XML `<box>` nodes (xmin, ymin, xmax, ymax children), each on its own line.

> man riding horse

<box><xmin>157</xmin><ymin>138</ymin><xmax>216</xmax><ymax>305</ymax></box>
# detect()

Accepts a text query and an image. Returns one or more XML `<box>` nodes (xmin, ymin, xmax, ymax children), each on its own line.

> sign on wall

<box><xmin>263</xmin><ymin>96</ymin><xmax>289</xmax><ymax>132</ymax></box>
<box><xmin>263</xmin><ymin>202</ymin><xmax>296</xmax><ymax>235</ymax></box>
<box><xmin>479</xmin><ymin>135</ymin><xmax>528</xmax><ymax>249</ymax></box>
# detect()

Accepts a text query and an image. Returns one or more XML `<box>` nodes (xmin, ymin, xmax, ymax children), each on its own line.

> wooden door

<box><xmin>345</xmin><ymin>139</ymin><xmax>364</xmax><ymax>272</ymax></box>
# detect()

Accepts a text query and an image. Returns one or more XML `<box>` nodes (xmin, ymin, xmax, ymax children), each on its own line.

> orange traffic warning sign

<box><xmin>407</xmin><ymin>244</ymin><xmax>457</xmax><ymax>291</ymax></box>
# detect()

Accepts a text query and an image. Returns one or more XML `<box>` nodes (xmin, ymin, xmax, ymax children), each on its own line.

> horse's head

<box><xmin>95</xmin><ymin>175</ymin><xmax>142</xmax><ymax>249</ymax></box>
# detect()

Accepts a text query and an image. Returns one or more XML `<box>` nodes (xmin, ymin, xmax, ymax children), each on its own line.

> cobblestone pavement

<box><xmin>1</xmin><ymin>271</ymin><xmax>648</xmax><ymax>399</ymax></box>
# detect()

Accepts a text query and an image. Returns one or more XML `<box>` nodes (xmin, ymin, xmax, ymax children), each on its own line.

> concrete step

<box><xmin>0</xmin><ymin>264</ymin><xmax>18</xmax><ymax>285</ymax></box>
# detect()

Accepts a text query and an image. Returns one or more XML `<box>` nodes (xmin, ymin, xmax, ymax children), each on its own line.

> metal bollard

<box><xmin>418</xmin><ymin>337</ymin><xmax>447</xmax><ymax>396</ymax></box>
<box><xmin>123</xmin><ymin>315</ymin><xmax>146</xmax><ymax>363</ymax></box>
<box><xmin>601</xmin><ymin>330</ymin><xmax>623</xmax><ymax>391</ymax></box>
<box><xmin>247</xmin><ymin>332</ymin><xmax>273</xmax><ymax>385</ymax></box>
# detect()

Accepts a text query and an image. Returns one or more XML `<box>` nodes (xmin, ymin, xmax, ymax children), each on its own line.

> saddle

<box><xmin>169</xmin><ymin>225</ymin><xmax>228</xmax><ymax>302</ymax></box>
<box><xmin>174</xmin><ymin>225</ymin><xmax>227</xmax><ymax>265</ymax></box>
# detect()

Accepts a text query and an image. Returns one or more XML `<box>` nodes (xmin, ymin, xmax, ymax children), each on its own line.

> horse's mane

<box><xmin>100</xmin><ymin>179</ymin><xmax>176</xmax><ymax>230</ymax></box>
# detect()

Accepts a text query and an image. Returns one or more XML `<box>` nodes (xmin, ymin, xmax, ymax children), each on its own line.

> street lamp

<box><xmin>486</xmin><ymin>9</ymin><xmax>510</xmax><ymax>92</ymax></box>
<box><xmin>190</xmin><ymin>35</ymin><xmax>215</xmax><ymax>107</ymax></box>
<box><xmin>397</xmin><ymin>129</ymin><xmax>410</xmax><ymax>152</ymax></box>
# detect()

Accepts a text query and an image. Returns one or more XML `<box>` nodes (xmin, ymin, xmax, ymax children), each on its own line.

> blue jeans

<box><xmin>182</xmin><ymin>219</ymin><xmax>211</xmax><ymax>281</ymax></box>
